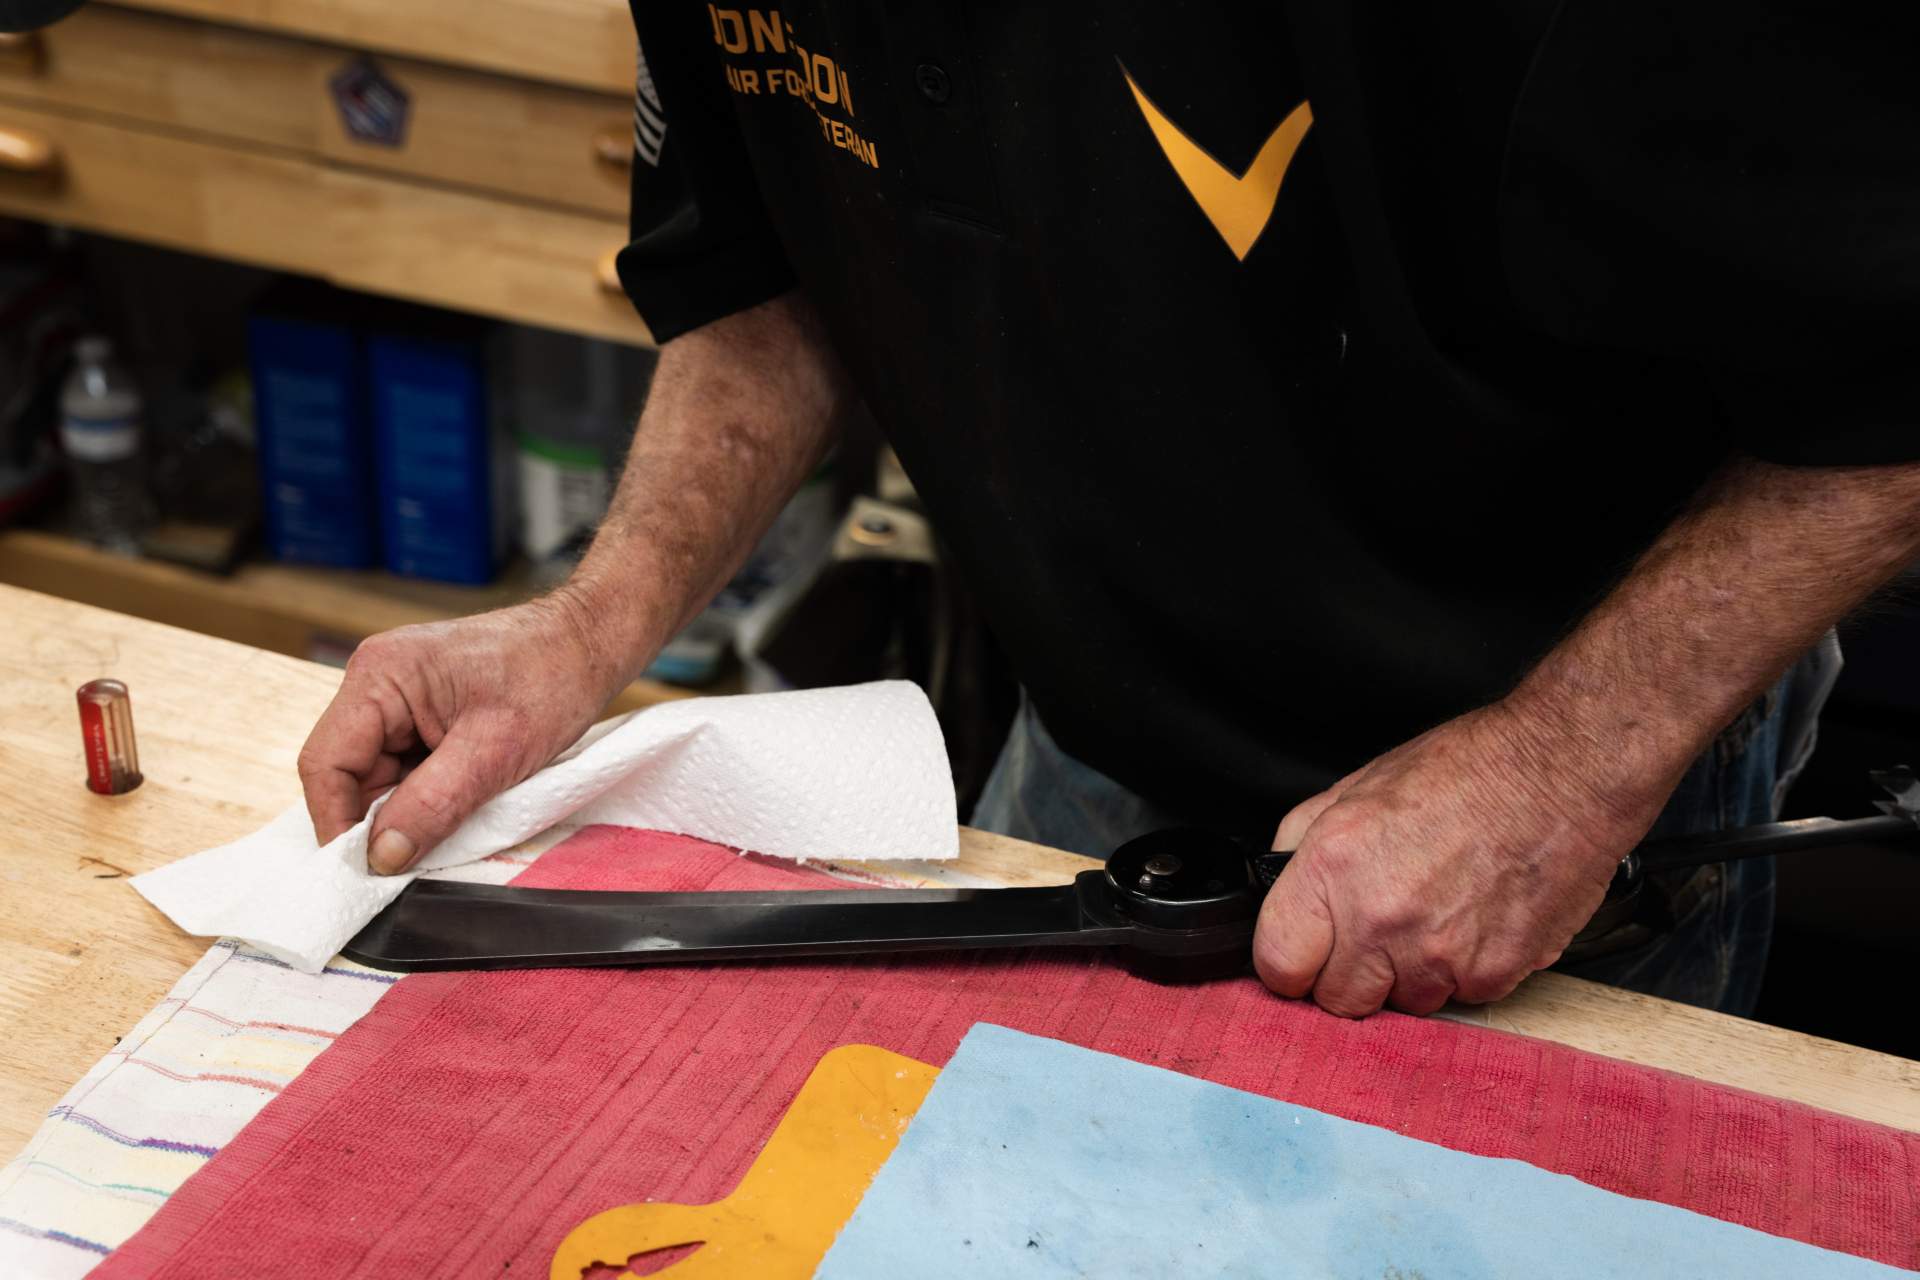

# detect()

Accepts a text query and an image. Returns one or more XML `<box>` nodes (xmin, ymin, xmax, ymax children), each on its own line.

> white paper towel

<box><xmin>131</xmin><ymin>680</ymin><xmax>958</xmax><ymax>973</ymax></box>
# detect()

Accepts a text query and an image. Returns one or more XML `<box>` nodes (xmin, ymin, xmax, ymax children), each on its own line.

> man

<box><xmin>298</xmin><ymin>3</ymin><xmax>1920</xmax><ymax>1018</ymax></box>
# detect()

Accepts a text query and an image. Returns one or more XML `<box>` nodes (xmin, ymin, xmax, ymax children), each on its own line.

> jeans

<box><xmin>970</xmin><ymin>634</ymin><xmax>1840</xmax><ymax>1016</ymax></box>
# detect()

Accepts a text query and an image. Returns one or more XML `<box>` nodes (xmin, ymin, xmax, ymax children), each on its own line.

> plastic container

<box><xmin>59</xmin><ymin>335</ymin><xmax>147</xmax><ymax>553</ymax></box>
<box><xmin>368</xmin><ymin>312</ymin><xmax>513</xmax><ymax>584</ymax></box>
<box><xmin>248</xmin><ymin>283</ymin><xmax>378</xmax><ymax>568</ymax></box>
<box><xmin>508</xmin><ymin>327</ymin><xmax>654</xmax><ymax>564</ymax></box>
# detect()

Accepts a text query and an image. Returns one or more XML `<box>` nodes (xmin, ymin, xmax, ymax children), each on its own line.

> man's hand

<box><xmin>1254</xmin><ymin>699</ymin><xmax>1668</xmax><ymax>1017</ymax></box>
<box><xmin>298</xmin><ymin>593</ymin><xmax>626</xmax><ymax>874</ymax></box>
<box><xmin>296</xmin><ymin>292</ymin><xmax>848</xmax><ymax>876</ymax></box>
<box><xmin>1256</xmin><ymin>457</ymin><xmax>1920</xmax><ymax>1018</ymax></box>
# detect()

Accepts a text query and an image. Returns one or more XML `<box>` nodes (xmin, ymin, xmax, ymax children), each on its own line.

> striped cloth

<box><xmin>0</xmin><ymin>842</ymin><xmax>545</xmax><ymax>1279</ymax></box>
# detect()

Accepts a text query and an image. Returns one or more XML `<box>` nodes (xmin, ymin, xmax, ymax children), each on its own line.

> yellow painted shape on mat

<box><xmin>550</xmin><ymin>1044</ymin><xmax>939</xmax><ymax>1280</ymax></box>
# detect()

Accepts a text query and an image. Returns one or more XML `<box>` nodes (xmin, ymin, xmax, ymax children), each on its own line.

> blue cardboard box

<box><xmin>368</xmin><ymin>315</ymin><xmax>511</xmax><ymax>584</ymax></box>
<box><xmin>248</xmin><ymin>292</ymin><xmax>377</xmax><ymax>568</ymax></box>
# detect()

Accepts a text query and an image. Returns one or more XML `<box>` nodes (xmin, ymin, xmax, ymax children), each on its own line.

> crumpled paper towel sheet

<box><xmin>130</xmin><ymin>680</ymin><xmax>957</xmax><ymax>973</ymax></box>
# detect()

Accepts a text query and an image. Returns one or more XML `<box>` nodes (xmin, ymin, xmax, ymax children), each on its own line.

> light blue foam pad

<box><xmin>815</xmin><ymin>1023</ymin><xmax>1906</xmax><ymax>1279</ymax></box>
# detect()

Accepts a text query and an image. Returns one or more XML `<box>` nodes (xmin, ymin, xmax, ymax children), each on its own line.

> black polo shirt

<box><xmin>616</xmin><ymin>1</ymin><xmax>1920</xmax><ymax>832</ymax></box>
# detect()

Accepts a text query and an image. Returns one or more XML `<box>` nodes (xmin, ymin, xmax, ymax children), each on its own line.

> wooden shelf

<box><xmin>0</xmin><ymin>528</ymin><xmax>696</xmax><ymax>714</ymax></box>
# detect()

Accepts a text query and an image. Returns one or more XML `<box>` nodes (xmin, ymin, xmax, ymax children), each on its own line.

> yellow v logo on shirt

<box><xmin>1121</xmin><ymin>66</ymin><xmax>1313</xmax><ymax>262</ymax></box>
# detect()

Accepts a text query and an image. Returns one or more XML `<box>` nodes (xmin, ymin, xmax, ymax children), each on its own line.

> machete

<box><xmin>343</xmin><ymin>767</ymin><xmax>1920</xmax><ymax>980</ymax></box>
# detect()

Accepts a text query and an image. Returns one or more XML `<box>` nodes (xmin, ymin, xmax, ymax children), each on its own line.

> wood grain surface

<box><xmin>1</xmin><ymin>585</ymin><xmax>1913</xmax><ymax>1163</ymax></box>
<box><xmin>0</xmin><ymin>5</ymin><xmax>633</xmax><ymax>217</ymax></box>
<box><xmin>111</xmin><ymin>0</ymin><xmax>636</xmax><ymax>95</ymax></box>
<box><xmin>0</xmin><ymin>101</ymin><xmax>647</xmax><ymax>344</ymax></box>
<box><xmin>0</xmin><ymin>530</ymin><xmax>697</xmax><ymax>716</ymax></box>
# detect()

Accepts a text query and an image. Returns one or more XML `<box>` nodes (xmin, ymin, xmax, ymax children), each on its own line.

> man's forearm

<box><xmin>1510</xmin><ymin>455</ymin><xmax>1920</xmax><ymax>813</ymax></box>
<box><xmin>547</xmin><ymin>292</ymin><xmax>847</xmax><ymax>688</ymax></box>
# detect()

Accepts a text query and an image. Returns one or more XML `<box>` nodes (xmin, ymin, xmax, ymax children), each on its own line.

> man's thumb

<box><xmin>367</xmin><ymin>728</ymin><xmax>518</xmax><ymax>874</ymax></box>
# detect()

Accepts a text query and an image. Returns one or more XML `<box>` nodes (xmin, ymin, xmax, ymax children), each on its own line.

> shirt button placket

<box><xmin>914</xmin><ymin>62</ymin><xmax>952</xmax><ymax>104</ymax></box>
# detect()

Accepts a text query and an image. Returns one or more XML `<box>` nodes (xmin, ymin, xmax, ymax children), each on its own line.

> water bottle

<box><xmin>60</xmin><ymin>336</ymin><xmax>148</xmax><ymax>554</ymax></box>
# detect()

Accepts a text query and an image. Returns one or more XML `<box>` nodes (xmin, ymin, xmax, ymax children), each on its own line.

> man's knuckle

<box><xmin>1452</xmin><ymin>977</ymin><xmax>1496</xmax><ymax>1004</ymax></box>
<box><xmin>1255</xmin><ymin>961</ymin><xmax>1306</xmax><ymax>998</ymax></box>
<box><xmin>1391</xmin><ymin>987</ymin><xmax>1448</xmax><ymax>1016</ymax></box>
<box><xmin>1315</xmin><ymin>991</ymin><xmax>1375</xmax><ymax>1020</ymax></box>
<box><xmin>1491</xmin><ymin>941</ymin><xmax>1540</xmax><ymax>977</ymax></box>
<box><xmin>295</xmin><ymin>744</ymin><xmax>326</xmax><ymax>778</ymax></box>
<box><xmin>346</xmin><ymin>633</ymin><xmax>390</xmax><ymax>666</ymax></box>
<box><xmin>1457</xmin><ymin>961</ymin><xmax>1525</xmax><ymax>1004</ymax></box>
<box><xmin>1405</xmin><ymin>941</ymin><xmax>1456</xmax><ymax>978</ymax></box>
<box><xmin>1353</xmin><ymin>896</ymin><xmax>1416</xmax><ymax>938</ymax></box>
<box><xmin>347</xmin><ymin>628</ymin><xmax>424</xmax><ymax>676</ymax></box>
<box><xmin>406</xmin><ymin>781</ymin><xmax>461</xmax><ymax>828</ymax></box>
<box><xmin>1306</xmin><ymin>805</ymin><xmax>1368</xmax><ymax>851</ymax></box>
<box><xmin>1254</xmin><ymin>946</ymin><xmax>1308</xmax><ymax>991</ymax></box>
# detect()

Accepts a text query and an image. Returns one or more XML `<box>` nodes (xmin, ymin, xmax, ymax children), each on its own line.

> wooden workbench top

<box><xmin>2</xmin><ymin>583</ymin><xmax>1915</xmax><ymax>1160</ymax></box>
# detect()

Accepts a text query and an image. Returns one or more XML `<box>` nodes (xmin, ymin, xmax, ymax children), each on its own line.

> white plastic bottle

<box><xmin>60</xmin><ymin>336</ymin><xmax>148</xmax><ymax>554</ymax></box>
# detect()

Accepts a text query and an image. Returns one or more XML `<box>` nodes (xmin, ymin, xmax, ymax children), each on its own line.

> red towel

<box><xmin>97</xmin><ymin>827</ymin><xmax>1918</xmax><ymax>1277</ymax></box>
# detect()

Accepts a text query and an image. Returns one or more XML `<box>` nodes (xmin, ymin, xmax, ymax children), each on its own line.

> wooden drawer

<box><xmin>0</xmin><ymin>101</ymin><xmax>650</xmax><ymax>344</ymax></box>
<box><xmin>0</xmin><ymin>5</ymin><xmax>634</xmax><ymax>217</ymax></box>
<box><xmin>114</xmin><ymin>0</ymin><xmax>635</xmax><ymax>95</ymax></box>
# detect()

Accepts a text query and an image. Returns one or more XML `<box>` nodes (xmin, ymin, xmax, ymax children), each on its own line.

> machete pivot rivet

<box><xmin>849</xmin><ymin>514</ymin><xmax>898</xmax><ymax>547</ymax></box>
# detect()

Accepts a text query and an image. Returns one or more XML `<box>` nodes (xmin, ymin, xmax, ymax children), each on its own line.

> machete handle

<box><xmin>1245</xmin><ymin>839</ymin><xmax>1660</xmax><ymax>949</ymax></box>
<box><xmin>1245</xmin><ymin>811</ymin><xmax>1920</xmax><ymax>956</ymax></box>
<box><xmin>1249</xmin><ymin>848</ymin><xmax>1292</xmax><ymax>893</ymax></box>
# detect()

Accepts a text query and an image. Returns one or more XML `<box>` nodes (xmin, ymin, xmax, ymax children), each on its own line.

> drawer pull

<box><xmin>591</xmin><ymin>124</ymin><xmax>633</xmax><ymax>171</ymax></box>
<box><xmin>0</xmin><ymin>32</ymin><xmax>46</xmax><ymax>75</ymax></box>
<box><xmin>596</xmin><ymin>246</ymin><xmax>624</xmax><ymax>294</ymax></box>
<box><xmin>0</xmin><ymin>126</ymin><xmax>58</xmax><ymax>174</ymax></box>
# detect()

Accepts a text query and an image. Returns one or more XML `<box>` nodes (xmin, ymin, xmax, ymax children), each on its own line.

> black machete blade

<box><xmin>342</xmin><ymin>877</ymin><xmax>1133</xmax><ymax>972</ymax></box>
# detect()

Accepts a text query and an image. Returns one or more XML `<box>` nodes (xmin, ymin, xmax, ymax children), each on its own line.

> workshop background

<box><xmin>0</xmin><ymin>2</ymin><xmax>1911</xmax><ymax>1057</ymax></box>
